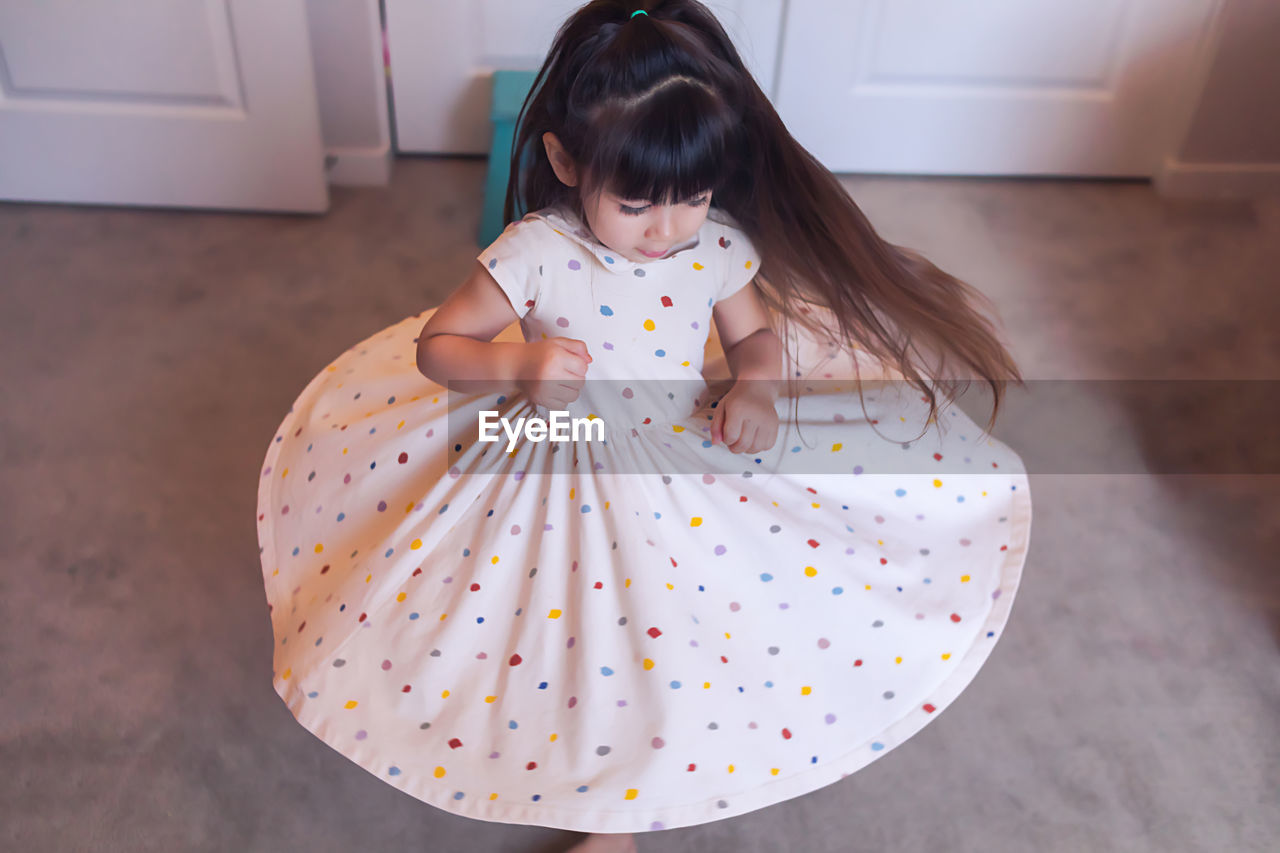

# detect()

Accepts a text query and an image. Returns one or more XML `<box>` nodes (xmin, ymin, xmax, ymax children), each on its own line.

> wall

<box><xmin>305</xmin><ymin>0</ymin><xmax>392</xmax><ymax>185</ymax></box>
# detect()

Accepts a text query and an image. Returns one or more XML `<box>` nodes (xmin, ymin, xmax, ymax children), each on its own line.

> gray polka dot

<box><xmin>883</xmin><ymin>690</ymin><xmax>895</xmax><ymax>699</ymax></box>
<box><xmin>872</xmin><ymin>620</ymin><xmax>884</xmax><ymax>628</ymax></box>
<box><xmin>662</xmin><ymin>475</ymin><xmax>672</xmax><ymax>484</ymax></box>
<box><xmin>618</xmin><ymin>616</ymin><xmax>628</xmax><ymax>626</ymax></box>
<box><xmin>919</xmin><ymin>549</ymin><xmax>930</xmax><ymax>556</ymax></box>
<box><xmin>769</xmin><ymin>524</ymin><xmax>781</xmax><ymax>533</ymax></box>
<box><xmin>742</xmin><ymin>471</ymin><xmax>753</xmax><ymax>478</ymax></box>
<box><xmin>768</xmin><ymin>646</ymin><xmax>780</xmax><ymax>655</ymax></box>
<box><xmin>634</xmin><ymin>268</ymin><xmax>646</xmax><ymax>277</ymax></box>
<box><xmin>419</xmin><ymin>722</ymin><xmax>432</xmax><ymax>729</ymax></box>
<box><xmin>707</xmin><ymin>721</ymin><xmax>718</xmax><ymax>730</ymax></box>
<box><xmin>529</xmin><ymin>567</ymin><xmax>538</xmax><ymax>577</ymax></box>
<box><xmin>430</xmin><ymin>648</ymin><xmax>442</xmax><ymax>656</ymax></box>
<box><xmin>596</xmin><ymin>745</ymin><xmax>611</xmax><ymax>756</ymax></box>
<box><xmin>333</xmin><ymin>658</ymin><xmax>346</xmax><ymax>667</ymax></box>
<box><xmin>716</xmin><ymin>800</ymin><xmax>728</xmax><ymax>809</ymax></box>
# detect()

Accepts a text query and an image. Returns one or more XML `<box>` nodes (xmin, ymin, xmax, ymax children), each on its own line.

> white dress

<box><xmin>256</xmin><ymin>202</ymin><xmax>1034</xmax><ymax>833</ymax></box>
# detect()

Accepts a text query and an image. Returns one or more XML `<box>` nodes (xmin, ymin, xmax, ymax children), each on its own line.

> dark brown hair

<box><xmin>503</xmin><ymin>0</ymin><xmax>1024</xmax><ymax>440</ymax></box>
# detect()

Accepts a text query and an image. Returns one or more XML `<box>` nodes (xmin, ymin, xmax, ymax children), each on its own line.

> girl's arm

<box><xmin>713</xmin><ymin>279</ymin><xmax>783</xmax><ymax>399</ymax></box>
<box><xmin>416</xmin><ymin>260</ymin><xmax>529</xmax><ymax>394</ymax></box>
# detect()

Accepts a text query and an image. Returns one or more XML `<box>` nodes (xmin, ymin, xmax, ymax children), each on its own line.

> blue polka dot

<box><xmin>600</xmin><ymin>305</ymin><xmax>614</xmax><ymax>316</ymax></box>
<box><xmin>388</xmin><ymin>766</ymin><xmax>402</xmax><ymax>775</ymax></box>
<box><xmin>895</xmin><ymin>488</ymin><xmax>906</xmax><ymax>496</ymax></box>
<box><xmin>581</xmin><ymin>504</ymin><xmax>592</xmax><ymax>513</ymax></box>
<box><xmin>760</xmin><ymin>572</ymin><xmax>773</xmax><ymax>582</ymax></box>
<box><xmin>670</xmin><ymin>680</ymin><xmax>682</xmax><ymax>689</ymax></box>
<box><xmin>601</xmin><ymin>666</ymin><xmax>614</xmax><ymax>676</ymax></box>
<box><xmin>655</xmin><ymin>349</ymin><xmax>666</xmax><ymax>357</ymax></box>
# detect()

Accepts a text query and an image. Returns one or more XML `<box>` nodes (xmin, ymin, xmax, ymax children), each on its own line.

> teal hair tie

<box><xmin>630</xmin><ymin>9</ymin><xmax>648</xmax><ymax>18</ymax></box>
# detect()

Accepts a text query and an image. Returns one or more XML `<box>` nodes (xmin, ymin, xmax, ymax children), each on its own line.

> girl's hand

<box><xmin>709</xmin><ymin>381</ymin><xmax>780</xmax><ymax>454</ymax></box>
<box><xmin>515</xmin><ymin>337</ymin><xmax>592</xmax><ymax>410</ymax></box>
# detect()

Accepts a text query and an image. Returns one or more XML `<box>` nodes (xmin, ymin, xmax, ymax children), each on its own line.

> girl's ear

<box><xmin>542</xmin><ymin>132</ymin><xmax>578</xmax><ymax>187</ymax></box>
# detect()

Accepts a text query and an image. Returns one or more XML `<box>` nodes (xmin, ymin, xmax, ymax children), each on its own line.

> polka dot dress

<box><xmin>256</xmin><ymin>203</ymin><xmax>1034</xmax><ymax>833</ymax></box>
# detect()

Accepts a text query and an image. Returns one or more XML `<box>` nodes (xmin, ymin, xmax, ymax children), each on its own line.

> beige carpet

<box><xmin>2</xmin><ymin>158</ymin><xmax>1276</xmax><ymax>852</ymax></box>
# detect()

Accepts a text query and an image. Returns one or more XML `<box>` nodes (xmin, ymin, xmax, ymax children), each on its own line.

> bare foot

<box><xmin>563</xmin><ymin>831</ymin><xmax>638</xmax><ymax>853</ymax></box>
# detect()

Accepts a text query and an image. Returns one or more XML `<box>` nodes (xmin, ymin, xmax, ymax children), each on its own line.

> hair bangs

<box><xmin>581</xmin><ymin>81</ymin><xmax>737</xmax><ymax>205</ymax></box>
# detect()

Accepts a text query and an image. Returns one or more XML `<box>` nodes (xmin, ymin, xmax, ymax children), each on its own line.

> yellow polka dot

<box><xmin>314</xmin><ymin>543</ymin><xmax>323</xmax><ymax>553</ymax></box>
<box><xmin>439</xmin><ymin>613</ymin><xmax>448</xmax><ymax>621</ymax></box>
<box><xmin>744</xmin><ymin>260</ymin><xmax>753</xmax><ymax>269</ymax></box>
<box><xmin>282</xmin><ymin>668</ymin><xmax>291</xmax><ymax>680</ymax></box>
<box><xmin>404</xmin><ymin>502</ymin><xmax>414</xmax><ymax>513</ymax></box>
<box><xmin>877</xmin><ymin>539</ymin><xmax>884</xmax><ymax>545</ymax></box>
<box><xmin>485</xmin><ymin>695</ymin><xmax>496</xmax><ymax>703</ymax></box>
<box><xmin>693</xmin><ymin>262</ymin><xmax>704</xmax><ymax>270</ymax></box>
<box><xmin>550</xmin><ymin>733</ymin><xmax>557</xmax><ymax>742</ymax></box>
<box><xmin>672</xmin><ymin>424</ymin><xmax>685</xmax><ymax>432</ymax></box>
<box><xmin>895</xmin><ymin>656</ymin><xmax>903</xmax><ymax>664</ymax></box>
<box><xmin>690</xmin><ymin>516</ymin><xmax>702</xmax><ymax>526</ymax></box>
<box><xmin>832</xmin><ymin>443</ymin><xmax>842</xmax><ymax>451</ymax></box>
<box><xmin>703</xmin><ymin>681</ymin><xmax>711</xmax><ymax>689</ymax></box>
<box><xmin>411</xmin><ymin>539</ymin><xmax>423</xmax><ymax>550</ymax></box>
<box><xmin>728</xmin><ymin>763</ymin><xmax>736</xmax><ymax>772</ymax></box>
<box><xmin>489</xmin><ymin>793</ymin><xmax>498</xmax><ymax>800</ymax></box>
<box><xmin>442</xmin><ymin>689</ymin><xmax>450</xmax><ymax>698</ymax></box>
<box><xmin>434</xmin><ymin>766</ymin><xmax>446</xmax><ymax>778</ymax></box>
<box><xmin>342</xmin><ymin>448</ymin><xmax>348</xmax><ymax>455</ymax></box>
<box><xmin>643</xmin><ymin>319</ymin><xmax>655</xmax><ymax>331</ymax></box>
<box><xmin>396</xmin><ymin>592</ymin><xmax>407</xmax><ymax>602</ymax></box>
<box><xmin>941</xmin><ymin>653</ymin><xmax>951</xmax><ymax>661</ymax></box>
<box><xmin>325</xmin><ymin>365</ymin><xmax>337</xmax><ymax>372</ymax></box>
<box><xmin>801</xmin><ymin>685</ymin><xmax>811</xmax><ymax>695</ymax></box>
<box><xmin>981</xmin><ymin>490</ymin><xmax>988</xmax><ymax>496</ymax></box>
<box><xmin>933</xmin><ymin>479</ymin><xmax>943</xmax><ymax>488</ymax></box>
<box><xmin>548</xmin><ymin>609</ymin><xmax>562</xmax><ymax>619</ymax></box>
<box><xmin>681</xmin><ymin>360</ymin><xmax>690</xmax><ymax>366</ymax></box>
<box><xmin>364</xmin><ymin>573</ymin><xmax>372</xmax><ymax>583</ymax></box>
<box><xmin>491</xmin><ymin>555</ymin><xmax>499</xmax><ymax>565</ymax></box>
<box><xmin>666</xmin><ymin>582</ymin><xmax>674</xmax><ymax>590</ymax></box>
<box><xmin>771</xmin><ymin>768</ymin><xmax>780</xmax><ymax>776</ymax></box>
<box><xmin>569</xmin><ymin>487</ymin><xmax>575</xmax><ymax>500</ymax></box>
<box><xmin>344</xmin><ymin>700</ymin><xmax>358</xmax><ymax>709</ymax></box>
<box><xmin>624</xmin><ymin>789</ymin><xmax>638</xmax><ymax>800</ymax></box>
<box><xmin>397</xmin><ymin>419</ymin><xmax>405</xmax><ymax>429</ymax></box>
<box><xmin>804</xmin><ymin>566</ymin><xmax>817</xmax><ymax>577</ymax></box>
<box><xmin>625</xmin><ymin>578</ymin><xmax>631</xmax><ymax>587</ymax></box>
<box><xmin>604</xmin><ymin>501</ymin><xmax>610</xmax><ymax>509</ymax></box>
<box><xmin>643</xmin><ymin>658</ymin><xmax>655</xmax><ymax>670</ymax></box>
<box><xmin>960</xmin><ymin>574</ymin><xmax>971</xmax><ymax>583</ymax></box>
<box><xmin>864</xmin><ymin>584</ymin><xmax>872</xmax><ymax>590</ymax></box>
<box><xmin>811</xmin><ymin>502</ymin><xmax>820</xmax><ymax>508</ymax></box>
<box><xmin>724</xmin><ymin>631</ymin><xmax>732</xmax><ymax>639</ymax></box>
<box><xmin>432</xmin><ymin>396</ymin><xmax>439</xmax><ymax>403</ymax></box>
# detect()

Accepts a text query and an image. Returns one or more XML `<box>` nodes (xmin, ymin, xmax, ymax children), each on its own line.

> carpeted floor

<box><xmin>2</xmin><ymin>158</ymin><xmax>1276</xmax><ymax>852</ymax></box>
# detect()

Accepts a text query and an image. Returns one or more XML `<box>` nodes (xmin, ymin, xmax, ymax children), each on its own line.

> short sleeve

<box><xmin>714</xmin><ymin>223</ymin><xmax>762</xmax><ymax>304</ymax></box>
<box><xmin>476</xmin><ymin>217</ymin><xmax>548</xmax><ymax>319</ymax></box>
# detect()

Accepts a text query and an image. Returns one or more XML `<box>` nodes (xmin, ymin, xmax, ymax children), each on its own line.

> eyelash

<box><xmin>619</xmin><ymin>195</ymin><xmax>709</xmax><ymax>216</ymax></box>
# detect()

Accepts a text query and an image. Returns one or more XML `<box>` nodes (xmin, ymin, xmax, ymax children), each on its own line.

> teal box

<box><xmin>479</xmin><ymin>70</ymin><xmax>538</xmax><ymax>248</ymax></box>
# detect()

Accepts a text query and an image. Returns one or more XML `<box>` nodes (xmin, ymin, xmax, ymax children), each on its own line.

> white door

<box><xmin>0</xmin><ymin>0</ymin><xmax>328</xmax><ymax>212</ymax></box>
<box><xmin>385</xmin><ymin>0</ymin><xmax>784</xmax><ymax>154</ymax></box>
<box><xmin>386</xmin><ymin>0</ymin><xmax>1221</xmax><ymax>179</ymax></box>
<box><xmin>775</xmin><ymin>0</ymin><xmax>1223</xmax><ymax>176</ymax></box>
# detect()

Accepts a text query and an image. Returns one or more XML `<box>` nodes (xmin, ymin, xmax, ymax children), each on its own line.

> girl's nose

<box><xmin>649</xmin><ymin>209</ymin><xmax>676</xmax><ymax>241</ymax></box>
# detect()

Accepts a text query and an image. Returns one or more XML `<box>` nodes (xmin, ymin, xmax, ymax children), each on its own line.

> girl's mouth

<box><xmin>639</xmin><ymin>247</ymin><xmax>668</xmax><ymax>258</ymax></box>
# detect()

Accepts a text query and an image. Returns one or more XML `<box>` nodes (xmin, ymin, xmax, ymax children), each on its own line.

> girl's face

<box><xmin>581</xmin><ymin>185</ymin><xmax>714</xmax><ymax>264</ymax></box>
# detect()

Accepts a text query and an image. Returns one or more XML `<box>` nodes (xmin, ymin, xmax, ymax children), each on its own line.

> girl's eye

<box><xmin>618</xmin><ymin>194</ymin><xmax>709</xmax><ymax>216</ymax></box>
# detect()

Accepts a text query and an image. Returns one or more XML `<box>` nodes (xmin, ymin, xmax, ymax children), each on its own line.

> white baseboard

<box><xmin>323</xmin><ymin>145</ymin><xmax>393</xmax><ymax>186</ymax></box>
<box><xmin>1154</xmin><ymin>156</ymin><xmax>1280</xmax><ymax>199</ymax></box>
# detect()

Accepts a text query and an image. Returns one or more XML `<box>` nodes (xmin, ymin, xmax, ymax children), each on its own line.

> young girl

<box><xmin>256</xmin><ymin>2</ymin><xmax>1032</xmax><ymax>849</ymax></box>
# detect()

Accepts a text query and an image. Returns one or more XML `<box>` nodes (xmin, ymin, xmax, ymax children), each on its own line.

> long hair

<box><xmin>503</xmin><ymin>0</ymin><xmax>1024</xmax><ymax>440</ymax></box>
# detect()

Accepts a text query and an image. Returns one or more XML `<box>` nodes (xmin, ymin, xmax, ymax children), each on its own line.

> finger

<box><xmin>709</xmin><ymin>404</ymin><xmax>724</xmax><ymax>444</ymax></box>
